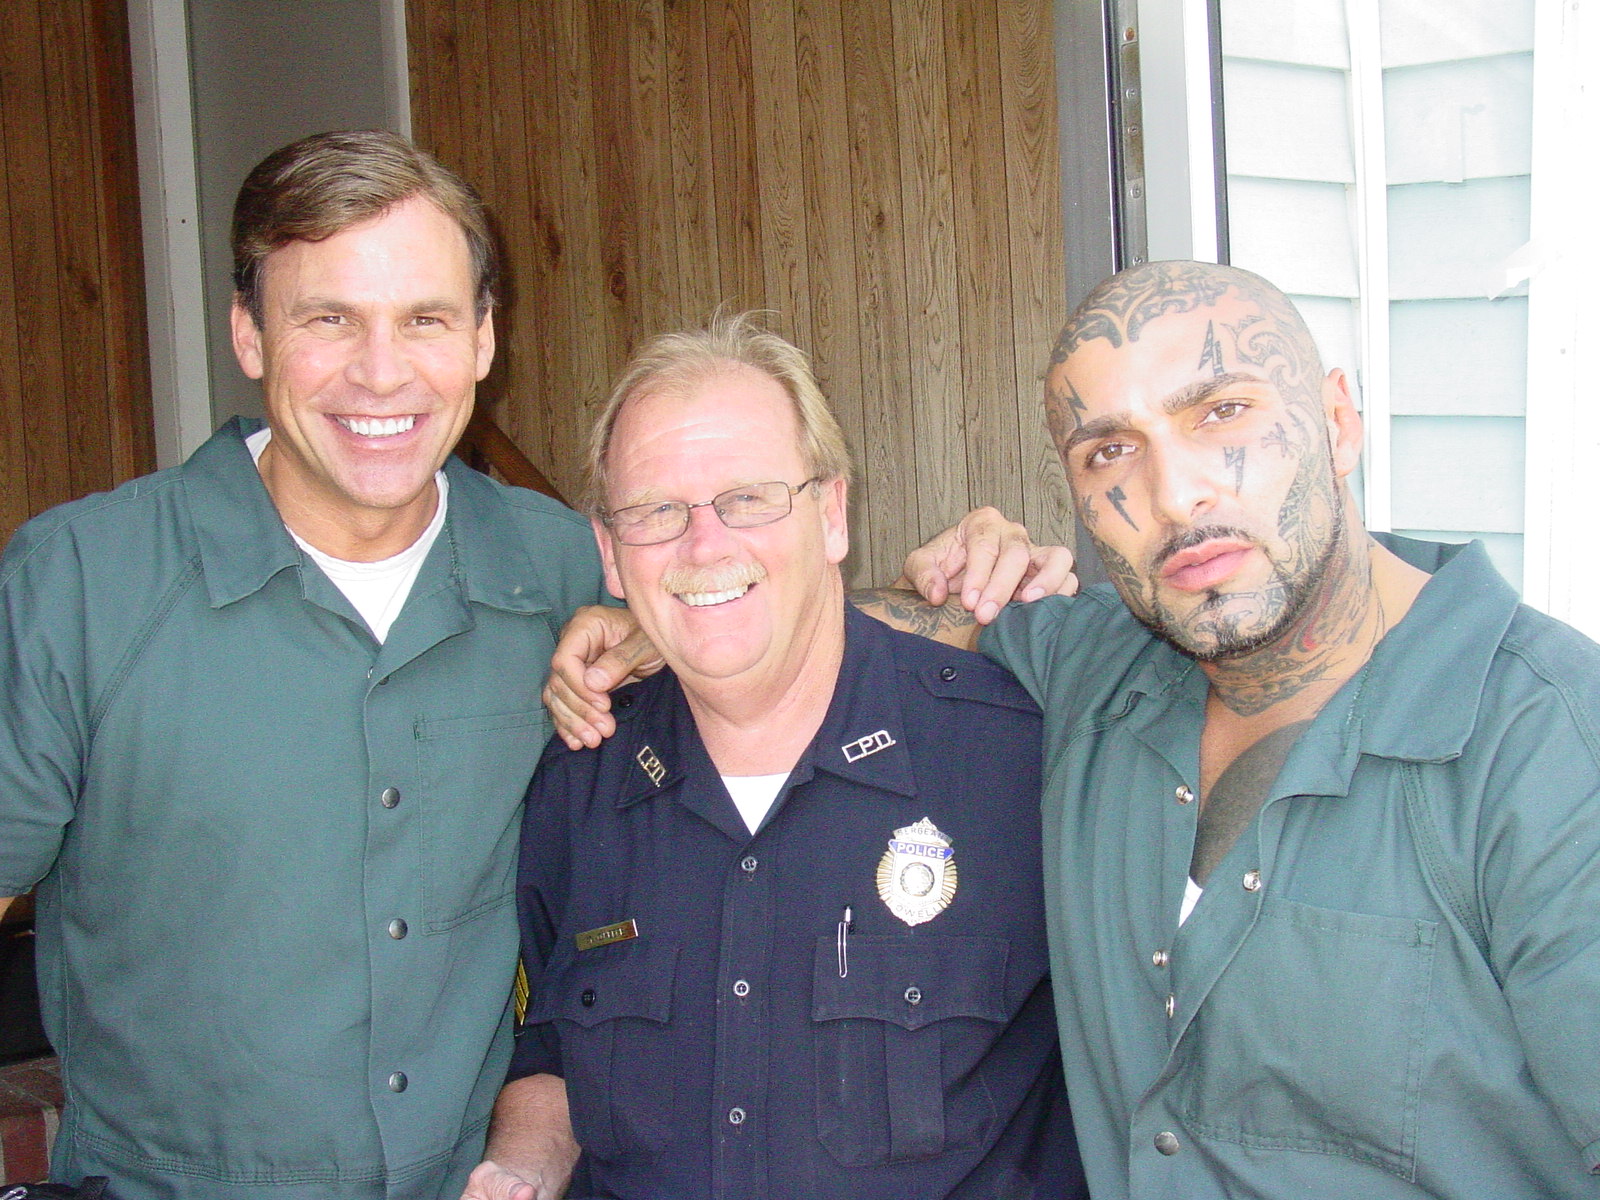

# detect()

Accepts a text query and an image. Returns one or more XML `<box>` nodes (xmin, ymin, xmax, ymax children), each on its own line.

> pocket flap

<box><xmin>527</xmin><ymin>937</ymin><xmax>678</xmax><ymax>1030</ymax></box>
<box><xmin>812</xmin><ymin>934</ymin><xmax>1010</xmax><ymax>1030</ymax></box>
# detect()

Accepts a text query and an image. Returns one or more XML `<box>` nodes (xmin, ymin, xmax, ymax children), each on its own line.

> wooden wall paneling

<box><xmin>591</xmin><ymin>1</ymin><xmax>647</xmax><ymax>368</ymax></box>
<box><xmin>485</xmin><ymin>0</ymin><xmax>548</xmax><ymax>473</ymax></box>
<box><xmin>705</xmin><ymin>0</ymin><xmax>765</xmax><ymax>314</ymax></box>
<box><xmin>549</xmin><ymin>2</ymin><xmax>613</xmax><ymax>503</ymax></box>
<box><xmin>88</xmin><ymin>0</ymin><xmax>154</xmax><ymax>486</ymax></box>
<box><xmin>845</xmin><ymin>0</ymin><xmax>917</xmax><ymax>587</ymax></box>
<box><xmin>0</xmin><ymin>102</ymin><xmax>26</xmax><ymax>544</ymax></box>
<box><xmin>891</xmin><ymin>0</ymin><xmax>965</xmax><ymax>545</ymax></box>
<box><xmin>942</xmin><ymin>0</ymin><xmax>1024</xmax><ymax>526</ymax></box>
<box><xmin>0</xmin><ymin>0</ymin><xmax>74</xmax><ymax>518</ymax></box>
<box><xmin>794</xmin><ymin>0</ymin><xmax>869</xmax><ymax>586</ymax></box>
<box><xmin>625</xmin><ymin>1</ymin><xmax>681</xmax><ymax>337</ymax></box>
<box><xmin>44</xmin><ymin>0</ymin><xmax>113</xmax><ymax>503</ymax></box>
<box><xmin>998</xmin><ymin>0</ymin><xmax>1073</xmax><ymax>548</ymax></box>
<box><xmin>749</xmin><ymin>0</ymin><xmax>812</xmax><ymax>350</ymax></box>
<box><xmin>664</xmin><ymin>0</ymin><xmax>724</xmax><ymax>330</ymax></box>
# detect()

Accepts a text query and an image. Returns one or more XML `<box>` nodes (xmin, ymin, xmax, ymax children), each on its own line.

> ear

<box><xmin>1321</xmin><ymin>368</ymin><xmax>1363</xmax><ymax>479</ymax></box>
<box><xmin>475</xmin><ymin>309</ymin><xmax>496</xmax><ymax>381</ymax></box>
<box><xmin>592</xmin><ymin>516</ymin><xmax>626</xmax><ymax>600</ymax></box>
<box><xmin>231</xmin><ymin>299</ymin><xmax>265</xmax><ymax>380</ymax></box>
<box><xmin>820</xmin><ymin>476</ymin><xmax>850</xmax><ymax>566</ymax></box>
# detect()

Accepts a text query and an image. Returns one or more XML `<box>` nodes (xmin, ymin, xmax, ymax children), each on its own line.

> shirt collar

<box><xmin>611</xmin><ymin>604</ymin><xmax>918</xmax><ymax>812</ymax></box>
<box><xmin>181</xmin><ymin>417</ymin><xmax>553</xmax><ymax>616</ymax></box>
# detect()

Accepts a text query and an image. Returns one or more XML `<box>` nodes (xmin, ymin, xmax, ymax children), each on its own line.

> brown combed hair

<box><xmin>231</xmin><ymin>129</ymin><xmax>498</xmax><ymax>324</ymax></box>
<box><xmin>584</xmin><ymin>310</ymin><xmax>855</xmax><ymax>516</ymax></box>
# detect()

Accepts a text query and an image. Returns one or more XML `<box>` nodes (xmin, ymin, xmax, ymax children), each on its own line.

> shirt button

<box><xmin>1243</xmin><ymin>868</ymin><xmax>1263</xmax><ymax>892</ymax></box>
<box><xmin>904</xmin><ymin>986</ymin><xmax>923</xmax><ymax>1005</ymax></box>
<box><xmin>732</xmin><ymin>979</ymin><xmax>750</xmax><ymax>997</ymax></box>
<box><xmin>1175</xmin><ymin>784</ymin><xmax>1195</xmax><ymax>805</ymax></box>
<box><xmin>388</xmin><ymin>1072</ymin><xmax>408</xmax><ymax>1093</ymax></box>
<box><xmin>939</xmin><ymin>666</ymin><xmax>958</xmax><ymax>681</ymax></box>
<box><xmin>581</xmin><ymin>988</ymin><xmax>596</xmax><ymax>1007</ymax></box>
<box><xmin>380</xmin><ymin>787</ymin><xmax>400</xmax><ymax>809</ymax></box>
<box><xmin>740</xmin><ymin>855</ymin><xmax>759</xmax><ymax>874</ymax></box>
<box><xmin>728</xmin><ymin>1106</ymin><xmax>746</xmax><ymax>1125</ymax></box>
<box><xmin>617</xmin><ymin>694</ymin><xmax>634</xmax><ymax>709</ymax></box>
<box><xmin>1151</xmin><ymin>948</ymin><xmax>1169</xmax><ymax>967</ymax></box>
<box><xmin>387</xmin><ymin>918</ymin><xmax>408</xmax><ymax>940</ymax></box>
<box><xmin>1165</xmin><ymin>993</ymin><xmax>1175</xmax><ymax>1018</ymax></box>
<box><xmin>1155</xmin><ymin>1130</ymin><xmax>1181</xmax><ymax>1155</ymax></box>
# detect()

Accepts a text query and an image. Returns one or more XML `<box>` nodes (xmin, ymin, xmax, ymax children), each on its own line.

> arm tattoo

<box><xmin>848</xmin><ymin>587</ymin><xmax>976</xmax><ymax>642</ymax></box>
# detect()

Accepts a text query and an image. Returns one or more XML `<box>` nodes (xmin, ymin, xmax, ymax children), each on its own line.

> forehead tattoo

<box><xmin>1052</xmin><ymin>261</ymin><xmax>1232</xmax><ymax>361</ymax></box>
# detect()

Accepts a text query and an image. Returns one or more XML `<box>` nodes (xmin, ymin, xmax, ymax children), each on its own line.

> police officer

<box><xmin>461</xmin><ymin>313</ymin><xmax>1086</xmax><ymax>1200</ymax></box>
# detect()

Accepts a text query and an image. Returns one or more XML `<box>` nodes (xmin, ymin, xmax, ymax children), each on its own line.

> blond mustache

<box><xmin>661</xmin><ymin>562</ymin><xmax>768</xmax><ymax>596</ymax></box>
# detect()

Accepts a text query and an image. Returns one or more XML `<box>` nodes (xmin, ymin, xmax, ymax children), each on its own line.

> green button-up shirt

<box><xmin>983</xmin><ymin>535</ymin><xmax>1600</xmax><ymax>1199</ymax></box>
<box><xmin>0</xmin><ymin>419</ymin><xmax>606</xmax><ymax>1199</ymax></box>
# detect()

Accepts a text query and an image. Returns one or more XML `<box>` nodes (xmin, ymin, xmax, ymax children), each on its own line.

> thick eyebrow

<box><xmin>1061</xmin><ymin>371</ymin><xmax>1262</xmax><ymax>454</ymax></box>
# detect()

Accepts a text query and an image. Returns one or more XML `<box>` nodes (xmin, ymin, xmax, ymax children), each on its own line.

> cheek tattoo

<box><xmin>1078</xmin><ymin>491</ymin><xmax>1100</xmax><ymax>528</ymax></box>
<box><xmin>1261</xmin><ymin>422</ymin><xmax>1293</xmax><ymax>457</ymax></box>
<box><xmin>1107</xmin><ymin>484</ymin><xmax>1139</xmax><ymax>531</ymax></box>
<box><xmin>1224</xmin><ymin>445</ymin><xmax>1246</xmax><ymax>492</ymax></box>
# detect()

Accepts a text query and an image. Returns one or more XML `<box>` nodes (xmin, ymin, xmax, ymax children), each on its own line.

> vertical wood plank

<box><xmin>0</xmin><ymin>88</ymin><xmax>27</xmax><ymax>545</ymax></box>
<box><xmin>1</xmin><ymin>0</ymin><xmax>75</xmax><ymax>517</ymax></box>
<box><xmin>705</xmin><ymin>0</ymin><xmax>764</xmax><ymax>313</ymax></box>
<box><xmin>844</xmin><ymin>0</ymin><xmax>916</xmax><ymax>586</ymax></box>
<box><xmin>749</xmin><ymin>0</ymin><xmax>811</xmax><ymax>348</ymax></box>
<box><xmin>483</xmin><ymin>0</ymin><xmax>544</xmax><ymax>462</ymax></box>
<box><xmin>626</xmin><ymin>0</ymin><xmax>680</xmax><ymax>335</ymax></box>
<box><xmin>943</xmin><ymin>0</ymin><xmax>1024</xmax><ymax>522</ymax></box>
<box><xmin>999</xmin><ymin>0</ymin><xmax>1073</xmax><ymax>548</ymax></box>
<box><xmin>795</xmin><ymin>0</ymin><xmax>868</xmax><ymax>585</ymax></box>
<box><xmin>88</xmin><ymin>0</ymin><xmax>154</xmax><ymax>485</ymax></box>
<box><xmin>664</xmin><ymin>0</ymin><xmax>723</xmax><ymax>327</ymax></box>
<box><xmin>891</xmin><ymin>0</ymin><xmax>964</xmax><ymax>544</ymax></box>
<box><xmin>43</xmin><ymin>0</ymin><xmax>114</xmax><ymax>501</ymax></box>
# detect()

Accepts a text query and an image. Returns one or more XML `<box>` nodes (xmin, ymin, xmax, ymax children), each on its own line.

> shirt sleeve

<box><xmin>507</xmin><ymin>744</ymin><xmax>581</xmax><ymax>1081</ymax></box>
<box><xmin>1473</xmin><ymin>659</ymin><xmax>1600</xmax><ymax>1168</ymax></box>
<box><xmin>978</xmin><ymin>595</ymin><xmax>1078</xmax><ymax>708</ymax></box>
<box><xmin>0</xmin><ymin>521</ymin><xmax>89</xmax><ymax>895</ymax></box>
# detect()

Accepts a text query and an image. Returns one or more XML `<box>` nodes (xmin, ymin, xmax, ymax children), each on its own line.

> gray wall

<box><xmin>188</xmin><ymin>0</ymin><xmax>402</xmax><ymax>426</ymax></box>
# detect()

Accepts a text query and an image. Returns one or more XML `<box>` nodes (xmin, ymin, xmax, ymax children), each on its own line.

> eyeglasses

<box><xmin>602</xmin><ymin>477</ymin><xmax>822</xmax><ymax>546</ymax></box>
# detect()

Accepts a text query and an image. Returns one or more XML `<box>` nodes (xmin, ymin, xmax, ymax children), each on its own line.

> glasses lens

<box><xmin>610</xmin><ymin>501</ymin><xmax>688</xmax><ymax>545</ymax></box>
<box><xmin>717</xmin><ymin>482</ymin><xmax>794</xmax><ymax>528</ymax></box>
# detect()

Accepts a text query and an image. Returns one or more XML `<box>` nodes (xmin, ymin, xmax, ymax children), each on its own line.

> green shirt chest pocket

<box><xmin>415</xmin><ymin>707</ymin><xmax>550</xmax><ymax>932</ymax></box>
<box><xmin>1175</xmin><ymin>898</ymin><xmax>1438</xmax><ymax>1181</ymax></box>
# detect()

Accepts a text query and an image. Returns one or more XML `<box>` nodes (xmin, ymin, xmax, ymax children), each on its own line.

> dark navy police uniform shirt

<box><xmin>510</xmin><ymin>605</ymin><xmax>1086</xmax><ymax>1200</ymax></box>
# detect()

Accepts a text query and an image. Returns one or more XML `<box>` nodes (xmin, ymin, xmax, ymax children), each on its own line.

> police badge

<box><xmin>876</xmin><ymin>817</ymin><xmax>958</xmax><ymax>926</ymax></box>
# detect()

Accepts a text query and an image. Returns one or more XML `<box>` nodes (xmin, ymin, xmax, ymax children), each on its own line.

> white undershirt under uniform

<box><xmin>722</xmin><ymin>773</ymin><xmax>790</xmax><ymax>835</ymax></box>
<box><xmin>245</xmin><ymin>427</ymin><xmax>448</xmax><ymax>643</ymax></box>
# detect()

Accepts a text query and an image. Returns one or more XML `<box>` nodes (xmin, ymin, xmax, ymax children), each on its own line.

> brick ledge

<box><xmin>0</xmin><ymin>1055</ymin><xmax>62</xmax><ymax>1185</ymax></box>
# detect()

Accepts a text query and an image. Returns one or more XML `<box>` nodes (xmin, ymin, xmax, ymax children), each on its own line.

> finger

<box><xmin>583</xmin><ymin>626</ymin><xmax>664</xmax><ymax>692</ymax></box>
<box><xmin>1017</xmin><ymin>545</ymin><xmax>1079</xmax><ymax>601</ymax></box>
<box><xmin>965</xmin><ymin>537</ymin><xmax>1035</xmax><ymax>624</ymax></box>
<box><xmin>542</xmin><ymin>676</ymin><xmax>616</xmax><ymax>751</ymax></box>
<box><xmin>461</xmin><ymin>1163</ymin><xmax>538</xmax><ymax>1200</ymax></box>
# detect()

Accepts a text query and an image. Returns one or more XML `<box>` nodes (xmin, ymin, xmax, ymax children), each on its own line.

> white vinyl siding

<box><xmin>1217</xmin><ymin>0</ymin><xmax>1532</xmax><ymax>591</ymax></box>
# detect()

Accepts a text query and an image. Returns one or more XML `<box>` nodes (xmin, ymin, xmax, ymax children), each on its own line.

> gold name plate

<box><xmin>575</xmin><ymin>918</ymin><xmax>639</xmax><ymax>952</ymax></box>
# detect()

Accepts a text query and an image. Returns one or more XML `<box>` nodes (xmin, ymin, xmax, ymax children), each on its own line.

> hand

<box><xmin>459</xmin><ymin>1159</ymin><xmax>551</xmax><ymax>1200</ymax></box>
<box><xmin>901</xmin><ymin>507</ymin><xmax>1077</xmax><ymax>624</ymax></box>
<box><xmin>543</xmin><ymin>605</ymin><xmax>664</xmax><ymax>749</ymax></box>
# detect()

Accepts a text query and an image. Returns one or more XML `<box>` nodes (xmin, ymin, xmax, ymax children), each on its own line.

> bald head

<box><xmin>1041</xmin><ymin>260</ymin><xmax>1365</xmax><ymax>663</ymax></box>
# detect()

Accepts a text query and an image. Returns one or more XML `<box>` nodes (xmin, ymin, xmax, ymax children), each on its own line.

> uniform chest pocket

<box><xmin>1175</xmin><ymin>898</ymin><xmax>1437</xmax><ymax>1181</ymax></box>
<box><xmin>415</xmin><ymin>708</ymin><xmax>550</xmax><ymax>931</ymax></box>
<box><xmin>526</xmin><ymin>938</ymin><xmax>681</xmax><ymax>1161</ymax></box>
<box><xmin>811</xmin><ymin>934</ymin><xmax>1011</xmax><ymax>1166</ymax></box>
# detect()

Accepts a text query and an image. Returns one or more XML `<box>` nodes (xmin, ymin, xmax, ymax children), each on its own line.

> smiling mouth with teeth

<box><xmin>679</xmin><ymin>584</ymin><xmax>753</xmax><ymax>608</ymax></box>
<box><xmin>337</xmin><ymin>414</ymin><xmax>417</xmax><ymax>437</ymax></box>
